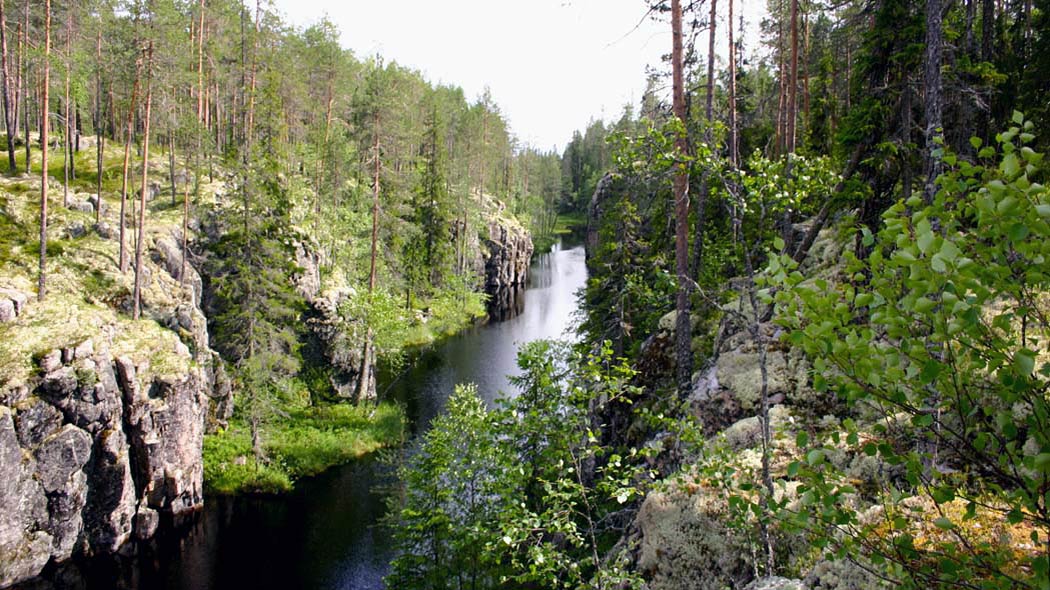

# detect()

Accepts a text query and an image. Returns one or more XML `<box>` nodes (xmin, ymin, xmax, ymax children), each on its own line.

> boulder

<box><xmin>635</xmin><ymin>484</ymin><xmax>755</xmax><ymax>590</ymax></box>
<box><xmin>0</xmin><ymin>299</ymin><xmax>14</xmax><ymax>323</ymax></box>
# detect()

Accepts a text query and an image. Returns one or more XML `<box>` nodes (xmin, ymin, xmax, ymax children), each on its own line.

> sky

<box><xmin>271</xmin><ymin>0</ymin><xmax>764</xmax><ymax>153</ymax></box>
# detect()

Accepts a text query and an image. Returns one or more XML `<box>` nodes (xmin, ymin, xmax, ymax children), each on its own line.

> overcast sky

<box><xmin>271</xmin><ymin>0</ymin><xmax>763</xmax><ymax>153</ymax></box>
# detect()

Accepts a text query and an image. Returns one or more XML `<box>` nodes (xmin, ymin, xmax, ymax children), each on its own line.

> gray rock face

<box><xmin>483</xmin><ymin>218</ymin><xmax>532</xmax><ymax>298</ymax></box>
<box><xmin>0</xmin><ymin>341</ymin><xmax>207</xmax><ymax>588</ymax></box>
<box><xmin>586</xmin><ymin>172</ymin><xmax>616</xmax><ymax>261</ymax></box>
<box><xmin>745</xmin><ymin>577</ymin><xmax>807</xmax><ymax>590</ymax></box>
<box><xmin>152</xmin><ymin>235</ymin><xmax>203</xmax><ymax>307</ymax></box>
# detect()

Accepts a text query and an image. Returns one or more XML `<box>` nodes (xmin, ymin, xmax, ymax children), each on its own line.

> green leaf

<box><xmin>939</xmin><ymin>239</ymin><xmax>961</xmax><ymax>262</ymax></box>
<box><xmin>1016</xmin><ymin>349</ymin><xmax>1036</xmax><ymax>376</ymax></box>
<box><xmin>917</xmin><ymin>230</ymin><xmax>935</xmax><ymax>254</ymax></box>
<box><xmin>1034</xmin><ymin>453</ymin><xmax>1050</xmax><ymax>473</ymax></box>
<box><xmin>933</xmin><ymin>517</ymin><xmax>954</xmax><ymax>530</ymax></box>
<box><xmin>773</xmin><ymin>236</ymin><xmax>785</xmax><ymax>251</ymax></box>
<box><xmin>1008</xmin><ymin>223</ymin><xmax>1031</xmax><ymax>242</ymax></box>
<box><xmin>796</xmin><ymin>431</ymin><xmax>809</xmax><ymax>447</ymax></box>
<box><xmin>806</xmin><ymin>449</ymin><xmax>826</xmax><ymax>466</ymax></box>
<box><xmin>1002</xmin><ymin>152</ymin><xmax>1020</xmax><ymax>177</ymax></box>
<box><xmin>1012</xmin><ymin>110</ymin><xmax>1024</xmax><ymax>125</ymax></box>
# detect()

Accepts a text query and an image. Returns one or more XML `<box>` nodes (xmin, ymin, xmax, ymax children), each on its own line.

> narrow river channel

<box><xmin>21</xmin><ymin>238</ymin><xmax>588</xmax><ymax>590</ymax></box>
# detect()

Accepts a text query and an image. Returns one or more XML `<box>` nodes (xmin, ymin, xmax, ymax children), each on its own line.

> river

<box><xmin>19</xmin><ymin>238</ymin><xmax>588</xmax><ymax>590</ymax></box>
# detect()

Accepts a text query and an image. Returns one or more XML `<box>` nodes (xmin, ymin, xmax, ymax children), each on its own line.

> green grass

<box><xmin>203</xmin><ymin>401</ymin><xmax>405</xmax><ymax>495</ymax></box>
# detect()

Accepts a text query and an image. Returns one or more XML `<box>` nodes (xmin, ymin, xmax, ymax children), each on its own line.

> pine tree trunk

<box><xmin>14</xmin><ymin>18</ymin><xmax>22</xmax><ymax>145</ymax></box>
<box><xmin>22</xmin><ymin>52</ymin><xmax>29</xmax><ymax>172</ymax></box>
<box><xmin>168</xmin><ymin>124</ymin><xmax>176</xmax><ymax>205</ymax></box>
<box><xmin>775</xmin><ymin>16</ymin><xmax>786</xmax><ymax>154</ymax></box>
<box><xmin>95</xmin><ymin>29</ymin><xmax>102</xmax><ymax>226</ymax></box>
<box><xmin>119</xmin><ymin>61</ymin><xmax>142</xmax><ymax>274</ymax></box>
<box><xmin>0</xmin><ymin>0</ymin><xmax>17</xmax><ymax>173</ymax></box>
<box><xmin>729</xmin><ymin>0</ymin><xmax>738</xmax><ymax>167</ymax></box>
<box><xmin>62</xmin><ymin>22</ymin><xmax>70</xmax><ymax>208</ymax></box>
<box><xmin>197</xmin><ymin>0</ymin><xmax>205</xmax><ymax>123</ymax></box>
<box><xmin>923</xmin><ymin>0</ymin><xmax>944</xmax><ymax>203</ymax></box>
<box><xmin>38</xmin><ymin>0</ymin><xmax>52</xmax><ymax>302</ymax></box>
<box><xmin>787</xmin><ymin>0</ymin><xmax>799</xmax><ymax>153</ymax></box>
<box><xmin>133</xmin><ymin>39</ymin><xmax>154</xmax><ymax>320</ymax></box>
<box><xmin>802</xmin><ymin>11</ymin><xmax>811</xmax><ymax>129</ymax></box>
<box><xmin>670</xmin><ymin>0</ymin><xmax>692</xmax><ymax>400</ymax></box>
<box><xmin>245</xmin><ymin>0</ymin><xmax>260</xmax><ymax>153</ymax></box>
<box><xmin>690</xmin><ymin>0</ymin><xmax>716</xmax><ymax>282</ymax></box>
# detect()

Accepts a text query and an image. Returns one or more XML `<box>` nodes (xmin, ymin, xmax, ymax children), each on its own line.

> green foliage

<box><xmin>386</xmin><ymin>341</ymin><xmax>649</xmax><ymax>590</ymax></box>
<box><xmin>767</xmin><ymin>119</ymin><xmax>1050</xmax><ymax>588</ymax></box>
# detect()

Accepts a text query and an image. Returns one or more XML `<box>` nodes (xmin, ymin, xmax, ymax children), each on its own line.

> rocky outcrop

<box><xmin>0</xmin><ymin>339</ymin><xmax>206</xmax><ymax>588</ymax></box>
<box><xmin>586</xmin><ymin>172</ymin><xmax>616</xmax><ymax>262</ymax></box>
<box><xmin>0</xmin><ymin>288</ymin><xmax>28</xmax><ymax>323</ymax></box>
<box><xmin>0</xmin><ymin>199</ymin><xmax>226</xmax><ymax>587</ymax></box>
<box><xmin>625</xmin><ymin>222</ymin><xmax>899</xmax><ymax>590</ymax></box>
<box><xmin>481</xmin><ymin>213</ymin><xmax>532</xmax><ymax>319</ymax></box>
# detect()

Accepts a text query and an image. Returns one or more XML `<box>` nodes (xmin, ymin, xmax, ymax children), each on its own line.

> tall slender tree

<box><xmin>119</xmin><ymin>56</ymin><xmax>142</xmax><ymax>274</ymax></box>
<box><xmin>0</xmin><ymin>0</ymin><xmax>16</xmax><ymax>172</ymax></box>
<box><xmin>38</xmin><ymin>0</ymin><xmax>52</xmax><ymax>302</ymax></box>
<box><xmin>671</xmin><ymin>0</ymin><xmax>692</xmax><ymax>399</ymax></box>
<box><xmin>728</xmin><ymin>0</ymin><xmax>738</xmax><ymax>167</ymax></box>
<box><xmin>923</xmin><ymin>0</ymin><xmax>944</xmax><ymax>202</ymax></box>
<box><xmin>690</xmin><ymin>0</ymin><xmax>716</xmax><ymax>282</ymax></box>
<box><xmin>94</xmin><ymin>27</ymin><xmax>103</xmax><ymax>225</ymax></box>
<box><xmin>133</xmin><ymin>37</ymin><xmax>154</xmax><ymax>320</ymax></box>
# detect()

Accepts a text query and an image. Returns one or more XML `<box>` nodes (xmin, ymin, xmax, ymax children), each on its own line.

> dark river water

<box><xmin>19</xmin><ymin>238</ymin><xmax>588</xmax><ymax>590</ymax></box>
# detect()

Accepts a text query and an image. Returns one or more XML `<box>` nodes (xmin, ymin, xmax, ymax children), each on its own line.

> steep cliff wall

<box><xmin>477</xmin><ymin>193</ymin><xmax>533</xmax><ymax>319</ymax></box>
<box><xmin>0</xmin><ymin>174</ymin><xmax>228</xmax><ymax>588</ymax></box>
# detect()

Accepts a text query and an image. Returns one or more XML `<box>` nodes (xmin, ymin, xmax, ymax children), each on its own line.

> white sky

<box><xmin>271</xmin><ymin>0</ymin><xmax>765</xmax><ymax>153</ymax></box>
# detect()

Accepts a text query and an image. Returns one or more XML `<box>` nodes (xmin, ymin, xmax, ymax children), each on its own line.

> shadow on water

<box><xmin>16</xmin><ymin>236</ymin><xmax>587</xmax><ymax>590</ymax></box>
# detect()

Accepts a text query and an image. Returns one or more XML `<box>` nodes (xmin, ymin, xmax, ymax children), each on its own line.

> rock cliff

<box><xmin>0</xmin><ymin>173</ymin><xmax>229</xmax><ymax>588</ymax></box>
<box><xmin>477</xmin><ymin>193</ymin><xmax>533</xmax><ymax>319</ymax></box>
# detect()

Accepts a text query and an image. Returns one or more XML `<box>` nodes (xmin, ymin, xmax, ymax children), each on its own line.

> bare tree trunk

<box><xmin>22</xmin><ymin>47</ymin><xmax>29</xmax><ymax>172</ymax></box>
<box><xmin>923</xmin><ymin>0</ymin><xmax>944</xmax><ymax>203</ymax></box>
<box><xmin>690</xmin><ymin>0</ymin><xmax>717</xmax><ymax>282</ymax></box>
<box><xmin>197</xmin><ymin>0</ymin><xmax>205</xmax><ymax>123</ymax></box>
<box><xmin>38</xmin><ymin>0</ymin><xmax>52</xmax><ymax>302</ymax></box>
<box><xmin>95</xmin><ymin>29</ymin><xmax>103</xmax><ymax>226</ymax></box>
<box><xmin>671</xmin><ymin>0</ymin><xmax>692</xmax><ymax>399</ymax></box>
<box><xmin>729</xmin><ymin>0</ymin><xmax>738</xmax><ymax>167</ymax></box>
<box><xmin>119</xmin><ymin>60</ymin><xmax>142</xmax><ymax>274</ymax></box>
<box><xmin>787</xmin><ymin>0</ymin><xmax>799</xmax><ymax>153</ymax></box>
<box><xmin>801</xmin><ymin>10</ymin><xmax>811</xmax><ymax>130</ymax></box>
<box><xmin>244</xmin><ymin>0</ymin><xmax>260</xmax><ymax>152</ymax></box>
<box><xmin>981</xmin><ymin>0</ymin><xmax>994</xmax><ymax>62</ymax></box>
<box><xmin>133</xmin><ymin>39</ymin><xmax>154</xmax><ymax>320</ymax></box>
<box><xmin>62</xmin><ymin>17</ymin><xmax>70</xmax><ymax>207</ymax></box>
<box><xmin>775</xmin><ymin>15</ymin><xmax>786</xmax><ymax>154</ymax></box>
<box><xmin>168</xmin><ymin>121</ymin><xmax>176</xmax><ymax>205</ymax></box>
<box><xmin>0</xmin><ymin>0</ymin><xmax>16</xmax><ymax>173</ymax></box>
<box><xmin>14</xmin><ymin>17</ymin><xmax>22</xmax><ymax>145</ymax></box>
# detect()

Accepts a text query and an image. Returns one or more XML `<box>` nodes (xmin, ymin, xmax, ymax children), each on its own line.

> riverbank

<box><xmin>202</xmin><ymin>402</ymin><xmax>404</xmax><ymax>495</ymax></box>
